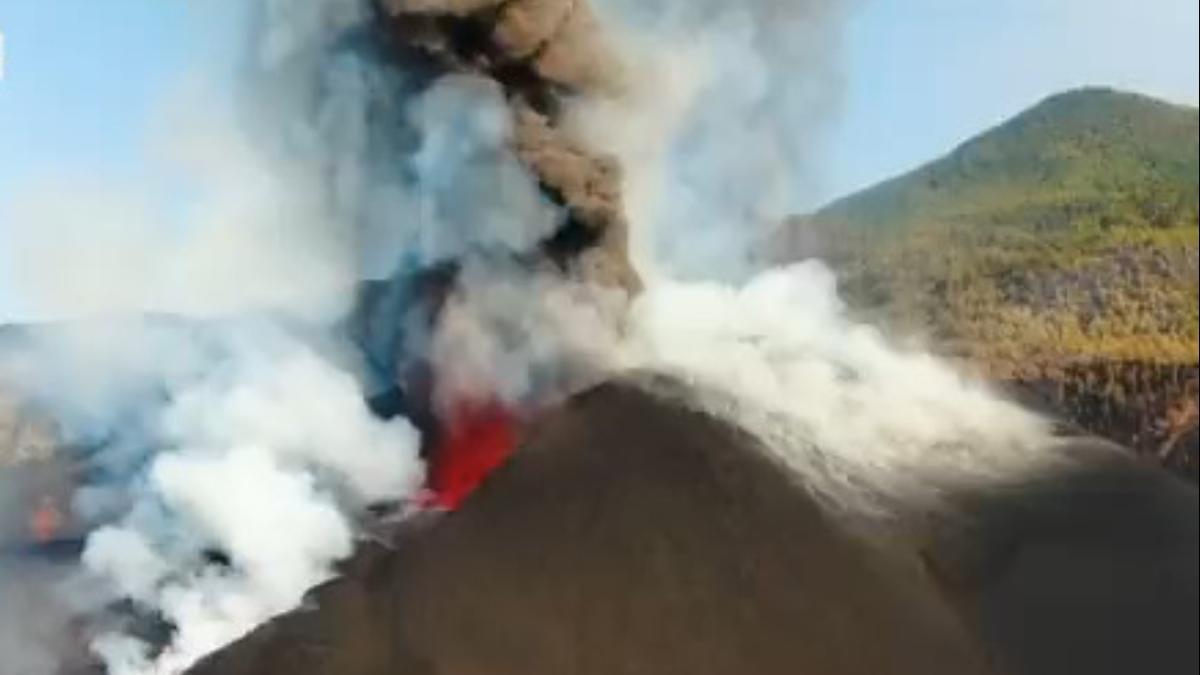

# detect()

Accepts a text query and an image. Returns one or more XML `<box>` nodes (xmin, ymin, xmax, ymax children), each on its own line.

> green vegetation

<box><xmin>782</xmin><ymin>87</ymin><xmax>1199</xmax><ymax>375</ymax></box>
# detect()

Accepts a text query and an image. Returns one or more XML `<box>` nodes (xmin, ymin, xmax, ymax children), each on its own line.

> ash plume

<box><xmin>574</xmin><ymin>0</ymin><xmax>847</xmax><ymax>280</ymax></box>
<box><xmin>0</xmin><ymin>1</ymin><xmax>1088</xmax><ymax>674</ymax></box>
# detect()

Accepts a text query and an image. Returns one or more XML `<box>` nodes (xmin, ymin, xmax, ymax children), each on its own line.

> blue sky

<box><xmin>1</xmin><ymin>0</ymin><xmax>1198</xmax><ymax>317</ymax></box>
<box><xmin>0</xmin><ymin>2</ymin><xmax>188</xmax><ymax>190</ymax></box>
<box><xmin>0</xmin><ymin>1</ymin><xmax>241</xmax><ymax>191</ymax></box>
<box><xmin>0</xmin><ymin>0</ymin><xmax>238</xmax><ymax>316</ymax></box>
<box><xmin>827</xmin><ymin>0</ymin><xmax>1200</xmax><ymax>197</ymax></box>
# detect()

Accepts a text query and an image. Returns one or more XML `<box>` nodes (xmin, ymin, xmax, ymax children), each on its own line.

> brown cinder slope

<box><xmin>927</xmin><ymin>438</ymin><xmax>1199</xmax><ymax>675</ymax></box>
<box><xmin>186</xmin><ymin>379</ymin><xmax>1199</xmax><ymax>675</ymax></box>
<box><xmin>188</xmin><ymin>380</ymin><xmax>993</xmax><ymax>675</ymax></box>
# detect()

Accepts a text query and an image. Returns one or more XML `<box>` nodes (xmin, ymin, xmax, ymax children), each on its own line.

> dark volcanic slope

<box><xmin>186</xmin><ymin>380</ymin><xmax>1200</xmax><ymax>675</ymax></box>
<box><xmin>927</xmin><ymin>438</ymin><xmax>1198</xmax><ymax>675</ymax></box>
<box><xmin>189</xmin><ymin>381</ymin><xmax>991</xmax><ymax>675</ymax></box>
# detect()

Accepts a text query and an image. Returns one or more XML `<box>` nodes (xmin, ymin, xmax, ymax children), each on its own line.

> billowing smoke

<box><xmin>0</xmin><ymin>0</ymin><xmax>552</xmax><ymax>670</ymax></box>
<box><xmin>568</xmin><ymin>0</ymin><xmax>1056</xmax><ymax>520</ymax></box>
<box><xmin>1</xmin><ymin>91</ymin><xmax>424</xmax><ymax>675</ymax></box>
<box><xmin>0</xmin><ymin>1</ymin><xmax>1068</xmax><ymax>673</ymax></box>
<box><xmin>574</xmin><ymin>0</ymin><xmax>846</xmax><ymax>280</ymax></box>
<box><xmin>74</xmin><ymin>320</ymin><xmax>424</xmax><ymax>674</ymax></box>
<box><xmin>431</xmin><ymin>0</ymin><xmax>1056</xmax><ymax>520</ymax></box>
<box><xmin>621</xmin><ymin>264</ymin><xmax>1053</xmax><ymax>522</ymax></box>
<box><xmin>429</xmin><ymin>259</ymin><xmax>627</xmax><ymax>411</ymax></box>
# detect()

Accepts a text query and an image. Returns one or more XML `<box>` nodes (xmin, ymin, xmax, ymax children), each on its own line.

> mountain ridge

<box><xmin>775</xmin><ymin>86</ymin><xmax>1199</xmax><ymax>478</ymax></box>
<box><xmin>812</xmin><ymin>87</ymin><xmax>1199</xmax><ymax>235</ymax></box>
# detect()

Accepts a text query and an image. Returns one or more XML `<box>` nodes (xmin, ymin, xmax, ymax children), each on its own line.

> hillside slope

<box><xmin>187</xmin><ymin>381</ymin><xmax>1198</xmax><ymax>675</ymax></box>
<box><xmin>775</xmin><ymin>88</ymin><xmax>1200</xmax><ymax>477</ymax></box>
<box><xmin>817</xmin><ymin>88</ymin><xmax>1198</xmax><ymax>235</ymax></box>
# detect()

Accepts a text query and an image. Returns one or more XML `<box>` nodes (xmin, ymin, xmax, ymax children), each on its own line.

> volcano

<box><xmin>185</xmin><ymin>378</ymin><xmax>1198</xmax><ymax>675</ymax></box>
<box><xmin>6</xmin><ymin>375</ymin><xmax>1197</xmax><ymax>674</ymax></box>
<box><xmin>1</xmin><ymin>2</ymin><xmax>1198</xmax><ymax>674</ymax></box>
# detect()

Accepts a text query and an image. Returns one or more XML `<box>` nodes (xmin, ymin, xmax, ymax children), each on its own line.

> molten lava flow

<box><xmin>426</xmin><ymin>401</ymin><xmax>518</xmax><ymax>510</ymax></box>
<box><xmin>30</xmin><ymin>495</ymin><xmax>64</xmax><ymax>543</ymax></box>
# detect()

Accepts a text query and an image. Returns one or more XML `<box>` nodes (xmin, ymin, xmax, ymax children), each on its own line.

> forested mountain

<box><xmin>776</xmin><ymin>88</ymin><xmax>1200</xmax><ymax>477</ymax></box>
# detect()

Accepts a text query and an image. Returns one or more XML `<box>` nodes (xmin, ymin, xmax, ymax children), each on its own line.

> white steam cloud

<box><xmin>4</xmin><ymin>148</ymin><xmax>426</xmax><ymax>675</ymax></box>
<box><xmin>576</xmin><ymin>0</ymin><xmax>846</xmax><ymax>280</ymax></box>
<box><xmin>82</xmin><ymin>323</ymin><xmax>421</xmax><ymax>674</ymax></box>
<box><xmin>621</xmin><ymin>263</ymin><xmax>1054</xmax><ymax>520</ymax></box>
<box><xmin>0</xmin><ymin>11</ymin><xmax>554</xmax><ymax>668</ymax></box>
<box><xmin>2</xmin><ymin>0</ymin><xmax>575</xmax><ymax>670</ymax></box>
<box><xmin>545</xmin><ymin>0</ymin><xmax>1058</xmax><ymax>521</ymax></box>
<box><xmin>428</xmin><ymin>259</ymin><xmax>629</xmax><ymax>413</ymax></box>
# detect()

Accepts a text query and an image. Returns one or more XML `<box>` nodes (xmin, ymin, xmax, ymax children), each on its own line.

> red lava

<box><xmin>29</xmin><ymin>494</ymin><xmax>64</xmax><ymax>543</ymax></box>
<box><xmin>425</xmin><ymin>400</ymin><xmax>518</xmax><ymax>510</ymax></box>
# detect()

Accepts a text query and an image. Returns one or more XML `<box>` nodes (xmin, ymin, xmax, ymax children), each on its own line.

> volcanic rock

<box><xmin>187</xmin><ymin>380</ymin><xmax>991</xmax><ymax>675</ymax></box>
<box><xmin>186</xmin><ymin>379</ymin><xmax>1199</xmax><ymax>675</ymax></box>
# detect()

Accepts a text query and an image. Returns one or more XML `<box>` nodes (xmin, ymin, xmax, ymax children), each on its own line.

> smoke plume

<box><xmin>574</xmin><ymin>0</ymin><xmax>847</xmax><ymax>279</ymax></box>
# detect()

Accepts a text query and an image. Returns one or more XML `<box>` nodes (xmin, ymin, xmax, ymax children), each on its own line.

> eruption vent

<box><xmin>30</xmin><ymin>495</ymin><xmax>65</xmax><ymax>544</ymax></box>
<box><xmin>425</xmin><ymin>401</ymin><xmax>519</xmax><ymax>510</ymax></box>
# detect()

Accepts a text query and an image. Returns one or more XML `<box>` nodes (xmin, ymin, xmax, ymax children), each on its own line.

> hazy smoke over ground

<box><xmin>76</xmin><ymin>321</ymin><xmax>424</xmax><ymax>674</ymax></box>
<box><xmin>429</xmin><ymin>260</ymin><xmax>626</xmax><ymax>412</ymax></box>
<box><xmin>539</xmin><ymin>0</ymin><xmax>1053</xmax><ymax>522</ymax></box>
<box><xmin>4</xmin><ymin>138</ymin><xmax>426</xmax><ymax>675</ymax></box>
<box><xmin>0</xmin><ymin>1</ymin><xmax>1066</xmax><ymax>673</ymax></box>
<box><xmin>621</xmin><ymin>265</ymin><xmax>1054</xmax><ymax>521</ymax></box>
<box><xmin>2</xmin><ymin>1</ymin><xmax>441</xmax><ymax>671</ymax></box>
